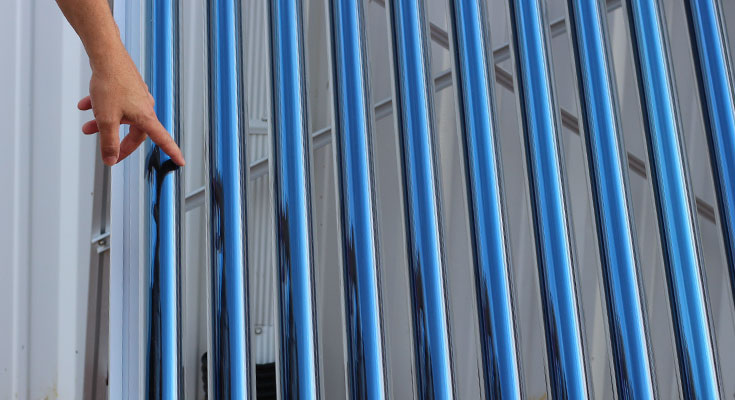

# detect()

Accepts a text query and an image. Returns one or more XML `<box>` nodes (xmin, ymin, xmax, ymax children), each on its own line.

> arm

<box><xmin>56</xmin><ymin>0</ymin><xmax>185</xmax><ymax>166</ymax></box>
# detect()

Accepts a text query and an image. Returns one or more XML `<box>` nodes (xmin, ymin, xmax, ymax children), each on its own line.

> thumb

<box><xmin>98</xmin><ymin>120</ymin><xmax>121</xmax><ymax>166</ymax></box>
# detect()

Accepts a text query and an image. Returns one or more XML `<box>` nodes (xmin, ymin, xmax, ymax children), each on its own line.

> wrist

<box><xmin>85</xmin><ymin>28</ymin><xmax>127</xmax><ymax>72</ymax></box>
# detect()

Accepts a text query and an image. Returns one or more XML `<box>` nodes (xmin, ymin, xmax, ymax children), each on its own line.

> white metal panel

<box><xmin>0</xmin><ymin>1</ymin><xmax>98</xmax><ymax>399</ymax></box>
<box><xmin>0</xmin><ymin>0</ymin><xmax>33</xmax><ymax>397</ymax></box>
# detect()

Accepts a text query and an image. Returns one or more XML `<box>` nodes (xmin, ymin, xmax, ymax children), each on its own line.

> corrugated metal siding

<box><xmin>245</xmin><ymin>0</ymin><xmax>272</xmax><ymax>366</ymax></box>
<box><xmin>248</xmin><ymin>133</ymin><xmax>270</xmax><ymax>163</ymax></box>
<box><xmin>248</xmin><ymin>175</ymin><xmax>276</xmax><ymax>365</ymax></box>
<box><xmin>244</xmin><ymin>0</ymin><xmax>269</xmax><ymax>123</ymax></box>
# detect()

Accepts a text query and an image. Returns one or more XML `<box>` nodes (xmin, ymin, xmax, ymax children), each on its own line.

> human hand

<box><xmin>78</xmin><ymin>42</ymin><xmax>185</xmax><ymax>167</ymax></box>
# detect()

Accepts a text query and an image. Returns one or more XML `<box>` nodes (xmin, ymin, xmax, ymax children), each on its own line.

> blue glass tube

<box><xmin>268</xmin><ymin>0</ymin><xmax>319</xmax><ymax>398</ymax></box>
<box><xmin>685</xmin><ymin>0</ymin><xmax>735</xmax><ymax>303</ymax></box>
<box><xmin>206</xmin><ymin>0</ymin><xmax>250</xmax><ymax>398</ymax></box>
<box><xmin>508</xmin><ymin>0</ymin><xmax>588</xmax><ymax>397</ymax></box>
<box><xmin>566</xmin><ymin>0</ymin><xmax>654</xmax><ymax>398</ymax></box>
<box><xmin>386</xmin><ymin>0</ymin><xmax>453</xmax><ymax>398</ymax></box>
<box><xmin>625</xmin><ymin>0</ymin><xmax>719</xmax><ymax>398</ymax></box>
<box><xmin>446</xmin><ymin>0</ymin><xmax>521</xmax><ymax>398</ymax></box>
<box><xmin>144</xmin><ymin>0</ymin><xmax>182</xmax><ymax>398</ymax></box>
<box><xmin>327</xmin><ymin>0</ymin><xmax>386</xmax><ymax>398</ymax></box>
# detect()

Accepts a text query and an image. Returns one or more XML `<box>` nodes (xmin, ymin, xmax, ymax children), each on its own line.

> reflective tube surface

<box><xmin>206</xmin><ymin>0</ymin><xmax>250</xmax><ymax>397</ymax></box>
<box><xmin>625</xmin><ymin>0</ymin><xmax>719</xmax><ymax>398</ymax></box>
<box><xmin>327</xmin><ymin>0</ymin><xmax>386</xmax><ymax>398</ymax></box>
<box><xmin>566</xmin><ymin>0</ymin><xmax>654</xmax><ymax>398</ymax></box>
<box><xmin>446</xmin><ymin>0</ymin><xmax>521</xmax><ymax>398</ymax></box>
<box><xmin>508</xmin><ymin>0</ymin><xmax>588</xmax><ymax>397</ymax></box>
<box><xmin>387</xmin><ymin>1</ymin><xmax>453</xmax><ymax>398</ymax></box>
<box><xmin>144</xmin><ymin>0</ymin><xmax>183</xmax><ymax>398</ymax></box>
<box><xmin>685</xmin><ymin>0</ymin><xmax>735</xmax><ymax>301</ymax></box>
<box><xmin>268</xmin><ymin>0</ymin><xmax>319</xmax><ymax>398</ymax></box>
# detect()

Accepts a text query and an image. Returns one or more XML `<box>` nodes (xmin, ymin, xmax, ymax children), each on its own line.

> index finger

<box><xmin>138</xmin><ymin>116</ymin><xmax>186</xmax><ymax>166</ymax></box>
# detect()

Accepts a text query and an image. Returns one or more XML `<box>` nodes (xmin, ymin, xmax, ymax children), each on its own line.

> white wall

<box><xmin>0</xmin><ymin>0</ymin><xmax>101</xmax><ymax>399</ymax></box>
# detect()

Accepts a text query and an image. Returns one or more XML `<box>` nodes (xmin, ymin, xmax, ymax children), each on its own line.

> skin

<box><xmin>56</xmin><ymin>0</ymin><xmax>185</xmax><ymax>167</ymax></box>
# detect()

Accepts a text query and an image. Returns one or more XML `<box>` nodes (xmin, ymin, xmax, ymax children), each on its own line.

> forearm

<box><xmin>55</xmin><ymin>0</ymin><xmax>125</xmax><ymax>70</ymax></box>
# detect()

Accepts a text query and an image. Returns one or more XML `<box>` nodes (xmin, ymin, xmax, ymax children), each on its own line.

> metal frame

<box><xmin>110</xmin><ymin>0</ymin><xmax>144</xmax><ymax>398</ymax></box>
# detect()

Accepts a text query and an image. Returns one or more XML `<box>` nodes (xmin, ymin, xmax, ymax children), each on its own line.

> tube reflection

<box><xmin>144</xmin><ymin>0</ymin><xmax>183</xmax><ymax>398</ymax></box>
<box><xmin>268</xmin><ymin>0</ymin><xmax>319</xmax><ymax>398</ymax></box>
<box><xmin>625</xmin><ymin>0</ymin><xmax>719</xmax><ymax>397</ymax></box>
<box><xmin>566</xmin><ymin>0</ymin><xmax>654</xmax><ymax>397</ymax></box>
<box><xmin>327</xmin><ymin>0</ymin><xmax>386</xmax><ymax>398</ymax></box>
<box><xmin>447</xmin><ymin>0</ymin><xmax>521</xmax><ymax>398</ymax></box>
<box><xmin>387</xmin><ymin>0</ymin><xmax>453</xmax><ymax>397</ymax></box>
<box><xmin>206</xmin><ymin>0</ymin><xmax>251</xmax><ymax>397</ymax></box>
<box><xmin>685</xmin><ymin>0</ymin><xmax>735</xmax><ymax>306</ymax></box>
<box><xmin>508</xmin><ymin>0</ymin><xmax>588</xmax><ymax>397</ymax></box>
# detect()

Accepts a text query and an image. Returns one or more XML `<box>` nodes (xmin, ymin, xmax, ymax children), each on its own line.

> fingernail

<box><xmin>104</xmin><ymin>156</ymin><xmax>118</xmax><ymax>166</ymax></box>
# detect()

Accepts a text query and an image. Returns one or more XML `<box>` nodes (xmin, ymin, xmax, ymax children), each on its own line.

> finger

<box><xmin>116</xmin><ymin>126</ymin><xmax>147</xmax><ymax>164</ymax></box>
<box><xmin>78</xmin><ymin>96</ymin><xmax>92</xmax><ymax>111</ymax></box>
<box><xmin>82</xmin><ymin>119</ymin><xmax>99</xmax><ymax>135</ymax></box>
<box><xmin>98</xmin><ymin>120</ymin><xmax>121</xmax><ymax>166</ymax></box>
<box><xmin>139</xmin><ymin>116</ymin><xmax>186</xmax><ymax>166</ymax></box>
<box><xmin>82</xmin><ymin>117</ymin><xmax>137</xmax><ymax>135</ymax></box>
